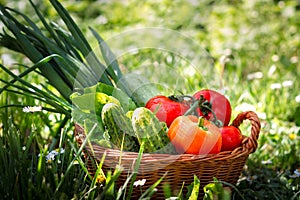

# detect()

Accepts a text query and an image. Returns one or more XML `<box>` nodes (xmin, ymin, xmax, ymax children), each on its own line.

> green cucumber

<box><xmin>131</xmin><ymin>107</ymin><xmax>176</xmax><ymax>154</ymax></box>
<box><xmin>101</xmin><ymin>103</ymin><xmax>139</xmax><ymax>152</ymax></box>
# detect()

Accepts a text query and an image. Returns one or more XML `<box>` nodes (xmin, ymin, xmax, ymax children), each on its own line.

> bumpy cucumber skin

<box><xmin>101</xmin><ymin>103</ymin><xmax>139</xmax><ymax>152</ymax></box>
<box><xmin>132</xmin><ymin>107</ymin><xmax>176</xmax><ymax>154</ymax></box>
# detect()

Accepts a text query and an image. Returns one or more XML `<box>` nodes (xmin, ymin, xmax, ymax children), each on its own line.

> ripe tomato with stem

<box><xmin>145</xmin><ymin>95</ymin><xmax>191</xmax><ymax>127</ymax></box>
<box><xmin>193</xmin><ymin>89</ymin><xmax>232</xmax><ymax>127</ymax></box>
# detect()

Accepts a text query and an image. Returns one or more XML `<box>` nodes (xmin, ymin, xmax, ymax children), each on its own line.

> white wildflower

<box><xmin>296</xmin><ymin>95</ymin><xmax>300</xmax><ymax>103</ymax></box>
<box><xmin>282</xmin><ymin>80</ymin><xmax>293</xmax><ymax>87</ymax></box>
<box><xmin>261</xmin><ymin>160</ymin><xmax>272</xmax><ymax>165</ymax></box>
<box><xmin>270</xmin><ymin>83</ymin><xmax>281</xmax><ymax>90</ymax></box>
<box><xmin>289</xmin><ymin>168</ymin><xmax>300</xmax><ymax>178</ymax></box>
<box><xmin>290</xmin><ymin>56</ymin><xmax>298</xmax><ymax>64</ymax></box>
<box><xmin>247</xmin><ymin>72</ymin><xmax>263</xmax><ymax>80</ymax></box>
<box><xmin>235</xmin><ymin>103</ymin><xmax>256</xmax><ymax>112</ymax></box>
<box><xmin>271</xmin><ymin>54</ymin><xmax>279</xmax><ymax>62</ymax></box>
<box><xmin>133</xmin><ymin>179</ymin><xmax>146</xmax><ymax>187</ymax></box>
<box><xmin>294</xmin><ymin>169</ymin><xmax>300</xmax><ymax>177</ymax></box>
<box><xmin>59</xmin><ymin>148</ymin><xmax>65</xmax><ymax>154</ymax></box>
<box><xmin>268</xmin><ymin>64</ymin><xmax>276</xmax><ymax>76</ymax></box>
<box><xmin>23</xmin><ymin>106</ymin><xmax>42</xmax><ymax>113</ymax></box>
<box><xmin>257</xmin><ymin>112</ymin><xmax>267</xmax><ymax>120</ymax></box>
<box><xmin>46</xmin><ymin>152</ymin><xmax>56</xmax><ymax>163</ymax></box>
<box><xmin>219</xmin><ymin>55</ymin><xmax>230</xmax><ymax>65</ymax></box>
<box><xmin>44</xmin><ymin>148</ymin><xmax>65</xmax><ymax>163</ymax></box>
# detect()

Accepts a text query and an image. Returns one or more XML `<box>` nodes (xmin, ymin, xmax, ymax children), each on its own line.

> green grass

<box><xmin>1</xmin><ymin>0</ymin><xmax>300</xmax><ymax>199</ymax></box>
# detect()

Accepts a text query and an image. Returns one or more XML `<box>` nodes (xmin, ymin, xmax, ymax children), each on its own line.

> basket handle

<box><xmin>231</xmin><ymin>111</ymin><xmax>261</xmax><ymax>153</ymax></box>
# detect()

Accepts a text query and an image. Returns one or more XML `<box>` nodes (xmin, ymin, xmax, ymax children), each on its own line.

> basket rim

<box><xmin>74</xmin><ymin>110</ymin><xmax>261</xmax><ymax>162</ymax></box>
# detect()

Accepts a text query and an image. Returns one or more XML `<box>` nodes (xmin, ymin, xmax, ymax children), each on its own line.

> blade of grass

<box><xmin>126</xmin><ymin>142</ymin><xmax>145</xmax><ymax>200</ymax></box>
<box><xmin>89</xmin><ymin>27</ymin><xmax>135</xmax><ymax>97</ymax></box>
<box><xmin>116</xmin><ymin>173</ymin><xmax>134</xmax><ymax>200</ymax></box>
<box><xmin>50</xmin><ymin>22</ymin><xmax>83</xmax><ymax>61</ymax></box>
<box><xmin>0</xmin><ymin>84</ymin><xmax>70</xmax><ymax>115</ymax></box>
<box><xmin>1</xmin><ymin>5</ymin><xmax>94</xmax><ymax>94</ymax></box>
<box><xmin>49</xmin><ymin>0</ymin><xmax>113</xmax><ymax>86</ymax></box>
<box><xmin>88</xmin><ymin>146</ymin><xmax>107</xmax><ymax>199</ymax></box>
<box><xmin>28</xmin><ymin>0</ymin><xmax>65</xmax><ymax>51</ymax></box>
<box><xmin>0</xmin><ymin>63</ymin><xmax>71</xmax><ymax>115</ymax></box>
<box><xmin>49</xmin><ymin>0</ymin><xmax>91</xmax><ymax>56</ymax></box>
<box><xmin>138</xmin><ymin>172</ymin><xmax>168</xmax><ymax>199</ymax></box>
<box><xmin>55</xmin><ymin>123</ymin><xmax>98</xmax><ymax>194</ymax></box>
<box><xmin>89</xmin><ymin>27</ymin><xmax>122</xmax><ymax>81</ymax></box>
<box><xmin>0</xmin><ymin>6</ymin><xmax>73</xmax><ymax>100</ymax></box>
<box><xmin>0</xmin><ymin>89</ymin><xmax>69</xmax><ymax>115</ymax></box>
<box><xmin>218</xmin><ymin>180</ymin><xmax>245</xmax><ymax>200</ymax></box>
<box><xmin>177</xmin><ymin>182</ymin><xmax>185</xmax><ymax>199</ymax></box>
<box><xmin>0</xmin><ymin>86</ymin><xmax>70</xmax><ymax>116</ymax></box>
<box><xmin>0</xmin><ymin>54</ymin><xmax>60</xmax><ymax>94</ymax></box>
<box><xmin>187</xmin><ymin>175</ymin><xmax>200</xmax><ymax>200</ymax></box>
<box><xmin>100</xmin><ymin>166</ymin><xmax>123</xmax><ymax>199</ymax></box>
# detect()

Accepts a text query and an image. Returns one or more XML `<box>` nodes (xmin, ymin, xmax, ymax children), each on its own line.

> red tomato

<box><xmin>220</xmin><ymin>126</ymin><xmax>243</xmax><ymax>151</ymax></box>
<box><xmin>193</xmin><ymin>89</ymin><xmax>232</xmax><ymax>127</ymax></box>
<box><xmin>145</xmin><ymin>95</ymin><xmax>190</xmax><ymax>127</ymax></box>
<box><xmin>167</xmin><ymin>115</ymin><xmax>222</xmax><ymax>155</ymax></box>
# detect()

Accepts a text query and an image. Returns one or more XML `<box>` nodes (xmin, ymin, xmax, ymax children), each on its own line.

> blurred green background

<box><xmin>1</xmin><ymin>0</ymin><xmax>299</xmax><ymax>199</ymax></box>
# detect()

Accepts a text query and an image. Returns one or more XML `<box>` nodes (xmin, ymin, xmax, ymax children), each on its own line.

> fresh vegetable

<box><xmin>167</xmin><ymin>115</ymin><xmax>222</xmax><ymax>154</ymax></box>
<box><xmin>193</xmin><ymin>89</ymin><xmax>232</xmax><ymax>127</ymax></box>
<box><xmin>220</xmin><ymin>126</ymin><xmax>243</xmax><ymax>151</ymax></box>
<box><xmin>145</xmin><ymin>95</ymin><xmax>191</xmax><ymax>127</ymax></box>
<box><xmin>70</xmin><ymin>92</ymin><xmax>121</xmax><ymax>115</ymax></box>
<box><xmin>83</xmin><ymin>82</ymin><xmax>136</xmax><ymax>112</ymax></box>
<box><xmin>118</xmin><ymin>73</ymin><xmax>161</xmax><ymax>107</ymax></box>
<box><xmin>0</xmin><ymin>1</ymin><xmax>159</xmax><ymax>112</ymax></box>
<box><xmin>101</xmin><ymin>103</ymin><xmax>139</xmax><ymax>152</ymax></box>
<box><xmin>132</xmin><ymin>107</ymin><xmax>176</xmax><ymax>154</ymax></box>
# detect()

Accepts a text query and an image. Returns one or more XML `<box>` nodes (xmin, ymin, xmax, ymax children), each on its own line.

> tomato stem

<box><xmin>183</xmin><ymin>95</ymin><xmax>223</xmax><ymax>127</ymax></box>
<box><xmin>183</xmin><ymin>100</ymin><xmax>198</xmax><ymax>116</ymax></box>
<box><xmin>198</xmin><ymin>117</ymin><xmax>204</xmax><ymax>127</ymax></box>
<box><xmin>198</xmin><ymin>117</ymin><xmax>208</xmax><ymax>130</ymax></box>
<box><xmin>198</xmin><ymin>95</ymin><xmax>223</xmax><ymax>127</ymax></box>
<box><xmin>168</xmin><ymin>95</ymin><xmax>193</xmax><ymax>104</ymax></box>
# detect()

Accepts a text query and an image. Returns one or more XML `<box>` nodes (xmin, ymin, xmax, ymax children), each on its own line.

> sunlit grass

<box><xmin>1</xmin><ymin>0</ymin><xmax>300</xmax><ymax>199</ymax></box>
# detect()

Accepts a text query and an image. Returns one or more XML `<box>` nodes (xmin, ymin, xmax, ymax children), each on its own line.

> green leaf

<box><xmin>49</xmin><ymin>0</ymin><xmax>113</xmax><ymax>86</ymax></box>
<box><xmin>83</xmin><ymin>82</ymin><xmax>136</xmax><ymax>111</ymax></box>
<box><xmin>139</xmin><ymin>172</ymin><xmax>168</xmax><ymax>199</ymax></box>
<box><xmin>203</xmin><ymin>177</ymin><xmax>231</xmax><ymax>200</ymax></box>
<box><xmin>70</xmin><ymin>92</ymin><xmax>121</xmax><ymax>115</ymax></box>
<box><xmin>126</xmin><ymin>142</ymin><xmax>145</xmax><ymax>200</ymax></box>
<box><xmin>188</xmin><ymin>175</ymin><xmax>200</xmax><ymax>200</ymax></box>
<box><xmin>89</xmin><ymin>27</ymin><xmax>123</xmax><ymax>81</ymax></box>
<box><xmin>163</xmin><ymin>183</ymin><xmax>172</xmax><ymax>199</ymax></box>
<box><xmin>0</xmin><ymin>6</ymin><xmax>73</xmax><ymax>100</ymax></box>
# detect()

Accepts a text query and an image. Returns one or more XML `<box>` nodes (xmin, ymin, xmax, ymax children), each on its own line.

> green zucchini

<box><xmin>117</xmin><ymin>73</ymin><xmax>160</xmax><ymax>107</ymax></box>
<box><xmin>101</xmin><ymin>103</ymin><xmax>139</xmax><ymax>152</ymax></box>
<box><xmin>131</xmin><ymin>107</ymin><xmax>176</xmax><ymax>154</ymax></box>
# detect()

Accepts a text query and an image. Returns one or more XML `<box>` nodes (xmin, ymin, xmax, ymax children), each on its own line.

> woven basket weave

<box><xmin>74</xmin><ymin>111</ymin><xmax>260</xmax><ymax>199</ymax></box>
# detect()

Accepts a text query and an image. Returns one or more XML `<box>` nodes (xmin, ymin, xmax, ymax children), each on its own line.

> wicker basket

<box><xmin>74</xmin><ymin>111</ymin><xmax>260</xmax><ymax>199</ymax></box>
